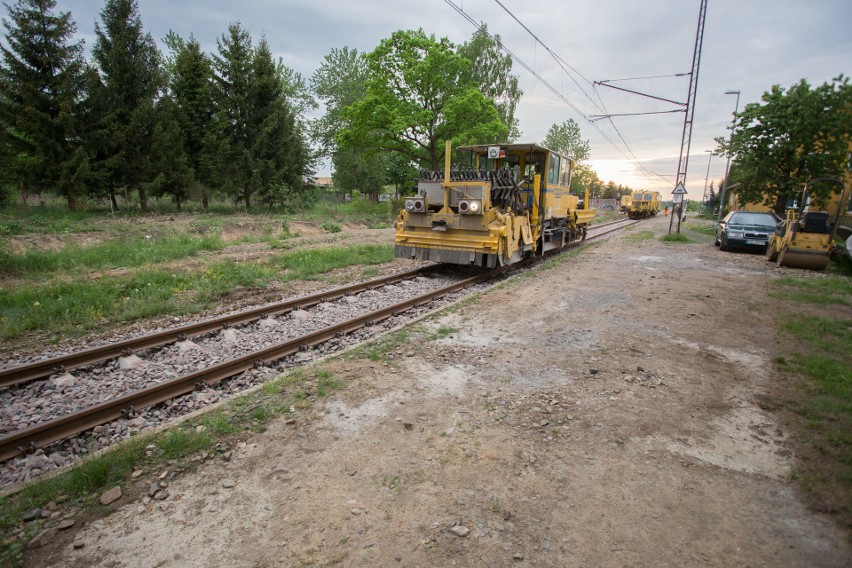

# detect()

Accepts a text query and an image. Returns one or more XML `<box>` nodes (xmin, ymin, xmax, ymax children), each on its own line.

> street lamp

<box><xmin>699</xmin><ymin>150</ymin><xmax>712</xmax><ymax>216</ymax></box>
<box><xmin>717</xmin><ymin>90</ymin><xmax>741</xmax><ymax>222</ymax></box>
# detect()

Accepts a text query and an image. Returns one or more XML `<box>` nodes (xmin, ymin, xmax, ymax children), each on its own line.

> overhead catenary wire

<box><xmin>443</xmin><ymin>0</ymin><xmax>671</xmax><ymax>189</ymax></box>
<box><xmin>449</xmin><ymin>0</ymin><xmax>673</xmax><ymax>188</ymax></box>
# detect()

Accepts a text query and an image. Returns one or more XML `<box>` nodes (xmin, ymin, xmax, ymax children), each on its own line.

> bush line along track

<box><xmin>0</xmin><ymin>217</ymin><xmax>639</xmax><ymax>463</ymax></box>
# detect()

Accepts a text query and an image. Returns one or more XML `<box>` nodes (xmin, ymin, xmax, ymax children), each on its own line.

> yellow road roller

<box><xmin>766</xmin><ymin>177</ymin><xmax>848</xmax><ymax>271</ymax></box>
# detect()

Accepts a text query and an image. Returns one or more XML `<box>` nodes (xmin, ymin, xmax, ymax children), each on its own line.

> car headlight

<box><xmin>726</xmin><ymin>230</ymin><xmax>743</xmax><ymax>238</ymax></box>
<box><xmin>405</xmin><ymin>198</ymin><xmax>425</xmax><ymax>212</ymax></box>
<box><xmin>458</xmin><ymin>199</ymin><xmax>482</xmax><ymax>215</ymax></box>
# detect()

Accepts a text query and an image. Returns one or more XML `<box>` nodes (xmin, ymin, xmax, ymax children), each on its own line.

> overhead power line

<box><xmin>442</xmin><ymin>0</ymin><xmax>672</xmax><ymax>188</ymax></box>
<box><xmin>468</xmin><ymin>0</ymin><xmax>674</xmax><ymax>187</ymax></box>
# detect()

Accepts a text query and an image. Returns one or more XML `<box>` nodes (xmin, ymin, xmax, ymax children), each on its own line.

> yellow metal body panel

<box><xmin>766</xmin><ymin>209</ymin><xmax>832</xmax><ymax>271</ymax></box>
<box><xmin>627</xmin><ymin>191</ymin><xmax>661</xmax><ymax>218</ymax></box>
<box><xmin>396</xmin><ymin>142</ymin><xmax>596</xmax><ymax>266</ymax></box>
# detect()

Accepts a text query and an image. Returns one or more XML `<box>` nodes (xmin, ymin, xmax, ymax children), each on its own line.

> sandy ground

<box><xmin>25</xmin><ymin>216</ymin><xmax>850</xmax><ymax>567</ymax></box>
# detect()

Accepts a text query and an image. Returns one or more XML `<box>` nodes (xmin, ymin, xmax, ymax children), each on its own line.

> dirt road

<box><xmin>29</xmin><ymin>216</ymin><xmax>850</xmax><ymax>567</ymax></box>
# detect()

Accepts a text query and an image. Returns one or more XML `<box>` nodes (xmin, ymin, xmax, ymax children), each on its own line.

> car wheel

<box><xmin>719</xmin><ymin>236</ymin><xmax>729</xmax><ymax>251</ymax></box>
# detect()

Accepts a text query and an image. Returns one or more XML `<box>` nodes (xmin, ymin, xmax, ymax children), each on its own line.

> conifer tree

<box><xmin>212</xmin><ymin>24</ymin><xmax>253</xmax><ymax>208</ymax></box>
<box><xmin>0</xmin><ymin>0</ymin><xmax>86</xmax><ymax>209</ymax></box>
<box><xmin>164</xmin><ymin>33</ymin><xmax>219</xmax><ymax>210</ymax></box>
<box><xmin>91</xmin><ymin>0</ymin><xmax>160</xmax><ymax>211</ymax></box>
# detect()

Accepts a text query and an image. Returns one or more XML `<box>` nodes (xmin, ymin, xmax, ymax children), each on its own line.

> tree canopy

<box><xmin>542</xmin><ymin>119</ymin><xmax>590</xmax><ymax>162</ymax></box>
<box><xmin>340</xmin><ymin>29</ymin><xmax>508</xmax><ymax>172</ymax></box>
<box><xmin>717</xmin><ymin>76</ymin><xmax>851</xmax><ymax>214</ymax></box>
<box><xmin>457</xmin><ymin>24</ymin><xmax>522</xmax><ymax>141</ymax></box>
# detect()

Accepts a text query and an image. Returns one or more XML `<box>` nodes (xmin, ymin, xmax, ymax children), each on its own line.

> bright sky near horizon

<box><xmin>54</xmin><ymin>0</ymin><xmax>851</xmax><ymax>198</ymax></box>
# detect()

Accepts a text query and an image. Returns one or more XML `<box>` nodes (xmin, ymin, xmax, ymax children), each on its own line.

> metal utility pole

<box><xmin>669</xmin><ymin>0</ymin><xmax>708</xmax><ymax>235</ymax></box>
<box><xmin>699</xmin><ymin>150</ymin><xmax>712</xmax><ymax>215</ymax></box>
<box><xmin>717</xmin><ymin>90</ymin><xmax>741</xmax><ymax>222</ymax></box>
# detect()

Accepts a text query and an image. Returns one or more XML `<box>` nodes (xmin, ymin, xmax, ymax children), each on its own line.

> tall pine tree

<box><xmin>212</xmin><ymin>24</ymin><xmax>253</xmax><ymax>208</ymax></box>
<box><xmin>91</xmin><ymin>0</ymin><xmax>160</xmax><ymax>211</ymax></box>
<box><xmin>0</xmin><ymin>0</ymin><xmax>86</xmax><ymax>209</ymax></box>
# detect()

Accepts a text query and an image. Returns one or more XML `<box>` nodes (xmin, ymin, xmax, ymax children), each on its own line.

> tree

<box><xmin>341</xmin><ymin>29</ymin><xmax>508</xmax><ymax>172</ymax></box>
<box><xmin>212</xmin><ymin>24</ymin><xmax>254</xmax><ymax>208</ymax></box>
<box><xmin>717</xmin><ymin>76</ymin><xmax>851</xmax><ymax>215</ymax></box>
<box><xmin>0</xmin><ymin>0</ymin><xmax>86</xmax><ymax>209</ymax></box>
<box><xmin>164</xmin><ymin>33</ymin><xmax>218</xmax><ymax>210</ymax></box>
<box><xmin>311</xmin><ymin>46</ymin><xmax>388</xmax><ymax>194</ymax></box>
<box><xmin>91</xmin><ymin>0</ymin><xmax>161</xmax><ymax>211</ymax></box>
<box><xmin>249</xmin><ymin>38</ymin><xmax>309</xmax><ymax>208</ymax></box>
<box><xmin>570</xmin><ymin>163</ymin><xmax>600</xmax><ymax>195</ymax></box>
<box><xmin>542</xmin><ymin>119</ymin><xmax>590</xmax><ymax>161</ymax></box>
<box><xmin>457</xmin><ymin>24</ymin><xmax>522</xmax><ymax>141</ymax></box>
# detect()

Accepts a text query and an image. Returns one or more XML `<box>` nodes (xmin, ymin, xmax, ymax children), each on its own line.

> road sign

<box><xmin>672</xmin><ymin>182</ymin><xmax>687</xmax><ymax>195</ymax></box>
<box><xmin>672</xmin><ymin>194</ymin><xmax>683</xmax><ymax>204</ymax></box>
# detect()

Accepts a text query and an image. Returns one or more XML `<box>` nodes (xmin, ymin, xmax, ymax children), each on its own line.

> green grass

<box><xmin>688</xmin><ymin>223</ymin><xmax>718</xmax><ymax>236</ymax></box>
<box><xmin>774</xmin><ymin>276</ymin><xmax>852</xmax><ymax>515</ymax></box>
<box><xmin>0</xmin><ymin>233</ymin><xmax>224</xmax><ymax>277</ymax></box>
<box><xmin>771</xmin><ymin>276</ymin><xmax>852</xmax><ymax>306</ymax></box>
<box><xmin>623</xmin><ymin>230</ymin><xmax>655</xmax><ymax>242</ymax></box>
<box><xmin>0</xmin><ymin>244</ymin><xmax>396</xmax><ymax>340</ymax></box>
<box><xmin>660</xmin><ymin>233</ymin><xmax>695</xmax><ymax>243</ymax></box>
<box><xmin>278</xmin><ymin>244</ymin><xmax>394</xmax><ymax>280</ymax></box>
<box><xmin>0</xmin><ymin>209</ymin><xmax>103</xmax><ymax>236</ymax></box>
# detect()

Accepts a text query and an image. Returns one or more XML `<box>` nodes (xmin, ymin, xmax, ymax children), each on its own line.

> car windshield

<box><xmin>728</xmin><ymin>213</ymin><xmax>775</xmax><ymax>227</ymax></box>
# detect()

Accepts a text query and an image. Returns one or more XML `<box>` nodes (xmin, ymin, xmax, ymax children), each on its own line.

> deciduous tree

<box><xmin>717</xmin><ymin>76</ymin><xmax>851</xmax><ymax>215</ymax></box>
<box><xmin>341</xmin><ymin>29</ymin><xmax>508</xmax><ymax>172</ymax></box>
<box><xmin>457</xmin><ymin>24</ymin><xmax>522</xmax><ymax>141</ymax></box>
<box><xmin>542</xmin><ymin>119</ymin><xmax>590</xmax><ymax>162</ymax></box>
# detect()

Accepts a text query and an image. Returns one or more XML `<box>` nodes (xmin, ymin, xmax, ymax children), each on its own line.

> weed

<box><xmin>321</xmin><ymin>223</ymin><xmax>341</xmax><ymax>233</ymax></box>
<box><xmin>660</xmin><ymin>233</ymin><xmax>694</xmax><ymax>243</ymax></box>
<box><xmin>623</xmin><ymin>230</ymin><xmax>655</xmax><ymax>242</ymax></box>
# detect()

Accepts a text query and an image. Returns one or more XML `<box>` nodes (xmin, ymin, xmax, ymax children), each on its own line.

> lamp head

<box><xmin>724</xmin><ymin>90</ymin><xmax>740</xmax><ymax>95</ymax></box>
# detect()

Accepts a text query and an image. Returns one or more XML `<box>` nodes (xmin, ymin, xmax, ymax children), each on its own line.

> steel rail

<box><xmin>0</xmin><ymin>268</ymin><xmax>500</xmax><ymax>461</ymax></box>
<box><xmin>0</xmin><ymin>216</ymin><xmax>641</xmax><ymax>462</ymax></box>
<box><xmin>0</xmin><ymin>266</ymin><xmax>439</xmax><ymax>388</ymax></box>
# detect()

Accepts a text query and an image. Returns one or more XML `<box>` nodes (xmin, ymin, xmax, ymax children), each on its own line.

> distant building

<box><xmin>312</xmin><ymin>177</ymin><xmax>334</xmax><ymax>190</ymax></box>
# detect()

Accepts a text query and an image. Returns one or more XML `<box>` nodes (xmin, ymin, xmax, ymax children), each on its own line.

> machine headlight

<box><xmin>458</xmin><ymin>199</ymin><xmax>482</xmax><ymax>215</ymax></box>
<box><xmin>726</xmin><ymin>230</ymin><xmax>743</xmax><ymax>238</ymax></box>
<box><xmin>405</xmin><ymin>198</ymin><xmax>425</xmax><ymax>212</ymax></box>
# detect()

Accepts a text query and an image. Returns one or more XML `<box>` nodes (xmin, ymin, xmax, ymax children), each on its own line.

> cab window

<box><xmin>559</xmin><ymin>158</ymin><xmax>571</xmax><ymax>186</ymax></box>
<box><xmin>548</xmin><ymin>154</ymin><xmax>560</xmax><ymax>186</ymax></box>
<box><xmin>523</xmin><ymin>152</ymin><xmax>545</xmax><ymax>181</ymax></box>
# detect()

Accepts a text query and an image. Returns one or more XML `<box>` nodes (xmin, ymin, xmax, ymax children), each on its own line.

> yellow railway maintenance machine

<box><xmin>395</xmin><ymin>142</ymin><xmax>595</xmax><ymax>268</ymax></box>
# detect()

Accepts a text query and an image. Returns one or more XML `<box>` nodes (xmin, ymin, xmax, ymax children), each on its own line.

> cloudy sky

<box><xmin>54</xmin><ymin>0</ymin><xmax>851</xmax><ymax>198</ymax></box>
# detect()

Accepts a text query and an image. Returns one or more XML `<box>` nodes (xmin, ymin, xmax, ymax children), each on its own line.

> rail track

<box><xmin>0</xmin><ymin>216</ymin><xmax>640</xmax><ymax>475</ymax></box>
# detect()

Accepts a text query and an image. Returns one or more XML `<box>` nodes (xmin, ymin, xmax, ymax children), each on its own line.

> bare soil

<box><xmin>24</xmin><ymin>216</ymin><xmax>851</xmax><ymax>567</ymax></box>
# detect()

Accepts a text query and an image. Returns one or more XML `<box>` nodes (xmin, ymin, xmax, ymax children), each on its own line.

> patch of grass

<box><xmin>660</xmin><ymin>233</ymin><xmax>694</xmax><ymax>243</ymax></box>
<box><xmin>321</xmin><ymin>222</ymin><xmax>341</xmax><ymax>233</ymax></box>
<box><xmin>774</xmin><ymin>283</ymin><xmax>852</xmax><ymax>516</ymax></box>
<box><xmin>0</xmin><ymin>244</ymin><xmax>396</xmax><ymax>341</ymax></box>
<box><xmin>771</xmin><ymin>276</ymin><xmax>852</xmax><ymax>306</ymax></box>
<box><xmin>158</xmin><ymin>428</ymin><xmax>213</xmax><ymax>461</ymax></box>
<box><xmin>0</xmin><ymin>233</ymin><xmax>224</xmax><ymax>277</ymax></box>
<box><xmin>0</xmin><ymin>209</ymin><xmax>103</xmax><ymax>236</ymax></box>
<box><xmin>431</xmin><ymin>325</ymin><xmax>458</xmax><ymax>340</ymax></box>
<box><xmin>689</xmin><ymin>223</ymin><xmax>718</xmax><ymax>236</ymax></box>
<box><xmin>623</xmin><ymin>230</ymin><xmax>655</xmax><ymax>242</ymax></box>
<box><xmin>278</xmin><ymin>245</ymin><xmax>394</xmax><ymax>280</ymax></box>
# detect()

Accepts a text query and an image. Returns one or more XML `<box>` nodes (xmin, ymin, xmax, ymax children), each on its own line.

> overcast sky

<box><xmin>53</xmin><ymin>0</ymin><xmax>851</xmax><ymax>198</ymax></box>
